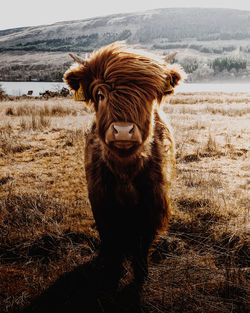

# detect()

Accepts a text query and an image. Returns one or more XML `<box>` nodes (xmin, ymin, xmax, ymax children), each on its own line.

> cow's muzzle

<box><xmin>105</xmin><ymin>122</ymin><xmax>142</xmax><ymax>149</ymax></box>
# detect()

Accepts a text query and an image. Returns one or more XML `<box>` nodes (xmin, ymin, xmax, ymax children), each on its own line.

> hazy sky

<box><xmin>1</xmin><ymin>0</ymin><xmax>250</xmax><ymax>30</ymax></box>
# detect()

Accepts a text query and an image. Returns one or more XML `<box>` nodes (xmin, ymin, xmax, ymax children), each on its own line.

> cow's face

<box><xmin>91</xmin><ymin>83</ymin><xmax>152</xmax><ymax>158</ymax></box>
<box><xmin>64</xmin><ymin>44</ymin><xmax>183</xmax><ymax>158</ymax></box>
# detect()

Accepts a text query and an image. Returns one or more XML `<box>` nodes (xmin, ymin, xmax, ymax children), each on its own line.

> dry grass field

<box><xmin>0</xmin><ymin>93</ymin><xmax>249</xmax><ymax>313</ymax></box>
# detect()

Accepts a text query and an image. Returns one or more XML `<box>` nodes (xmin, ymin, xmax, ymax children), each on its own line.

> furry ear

<box><xmin>63</xmin><ymin>65</ymin><xmax>86</xmax><ymax>101</ymax></box>
<box><xmin>164</xmin><ymin>65</ymin><xmax>185</xmax><ymax>95</ymax></box>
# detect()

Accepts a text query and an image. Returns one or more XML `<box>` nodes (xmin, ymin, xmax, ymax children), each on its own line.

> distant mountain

<box><xmin>1</xmin><ymin>8</ymin><xmax>250</xmax><ymax>52</ymax></box>
<box><xmin>0</xmin><ymin>8</ymin><xmax>250</xmax><ymax>82</ymax></box>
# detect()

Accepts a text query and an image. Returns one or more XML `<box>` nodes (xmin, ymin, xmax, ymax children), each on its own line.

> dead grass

<box><xmin>5</xmin><ymin>102</ymin><xmax>78</xmax><ymax>117</ymax></box>
<box><xmin>0</xmin><ymin>94</ymin><xmax>249</xmax><ymax>313</ymax></box>
<box><xmin>0</xmin><ymin>127</ymin><xmax>31</xmax><ymax>155</ymax></box>
<box><xmin>19</xmin><ymin>115</ymin><xmax>51</xmax><ymax>131</ymax></box>
<box><xmin>169</xmin><ymin>92</ymin><xmax>250</xmax><ymax>105</ymax></box>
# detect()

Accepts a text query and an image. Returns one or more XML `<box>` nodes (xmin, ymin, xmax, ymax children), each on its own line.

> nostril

<box><xmin>113</xmin><ymin>125</ymin><xmax>119</xmax><ymax>134</ymax></box>
<box><xmin>128</xmin><ymin>125</ymin><xmax>134</xmax><ymax>134</ymax></box>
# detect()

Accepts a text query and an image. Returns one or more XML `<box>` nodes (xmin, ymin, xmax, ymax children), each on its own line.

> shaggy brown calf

<box><xmin>64</xmin><ymin>43</ymin><xmax>183</xmax><ymax>290</ymax></box>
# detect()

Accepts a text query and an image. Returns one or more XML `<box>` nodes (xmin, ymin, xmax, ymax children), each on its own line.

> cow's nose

<box><xmin>113</xmin><ymin>124</ymin><xmax>134</xmax><ymax>141</ymax></box>
<box><xmin>105</xmin><ymin>122</ymin><xmax>142</xmax><ymax>146</ymax></box>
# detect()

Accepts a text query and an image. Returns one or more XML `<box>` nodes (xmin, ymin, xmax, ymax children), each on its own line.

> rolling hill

<box><xmin>1</xmin><ymin>8</ymin><xmax>250</xmax><ymax>82</ymax></box>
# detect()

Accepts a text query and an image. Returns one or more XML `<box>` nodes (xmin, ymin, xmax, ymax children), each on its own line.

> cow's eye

<box><xmin>97</xmin><ymin>89</ymin><xmax>105</xmax><ymax>102</ymax></box>
<box><xmin>98</xmin><ymin>93</ymin><xmax>105</xmax><ymax>102</ymax></box>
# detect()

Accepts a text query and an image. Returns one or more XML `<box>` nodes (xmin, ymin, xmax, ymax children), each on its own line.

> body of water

<box><xmin>0</xmin><ymin>81</ymin><xmax>250</xmax><ymax>96</ymax></box>
<box><xmin>0</xmin><ymin>82</ymin><xmax>68</xmax><ymax>97</ymax></box>
<box><xmin>174</xmin><ymin>82</ymin><xmax>250</xmax><ymax>93</ymax></box>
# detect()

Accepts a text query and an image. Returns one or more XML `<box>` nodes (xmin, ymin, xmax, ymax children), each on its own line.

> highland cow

<box><xmin>64</xmin><ymin>43</ymin><xmax>183</xmax><ymax>290</ymax></box>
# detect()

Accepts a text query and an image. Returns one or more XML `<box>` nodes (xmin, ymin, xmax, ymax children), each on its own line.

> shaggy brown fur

<box><xmin>64</xmin><ymin>43</ymin><xmax>183</xmax><ymax>290</ymax></box>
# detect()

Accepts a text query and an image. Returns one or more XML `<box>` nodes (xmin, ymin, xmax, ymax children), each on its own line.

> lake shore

<box><xmin>1</xmin><ymin>81</ymin><xmax>250</xmax><ymax>97</ymax></box>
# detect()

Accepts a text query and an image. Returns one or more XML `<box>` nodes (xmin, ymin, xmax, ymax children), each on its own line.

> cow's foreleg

<box><xmin>131</xmin><ymin>237</ymin><xmax>151</xmax><ymax>290</ymax></box>
<box><xmin>97</xmin><ymin>238</ymin><xmax>124</xmax><ymax>293</ymax></box>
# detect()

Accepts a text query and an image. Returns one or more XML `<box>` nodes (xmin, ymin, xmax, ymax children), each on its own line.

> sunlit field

<box><xmin>0</xmin><ymin>92</ymin><xmax>249</xmax><ymax>313</ymax></box>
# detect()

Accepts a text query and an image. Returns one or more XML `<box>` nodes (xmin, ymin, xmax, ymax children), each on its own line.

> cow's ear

<box><xmin>63</xmin><ymin>64</ymin><xmax>87</xmax><ymax>102</ymax></box>
<box><xmin>164</xmin><ymin>65</ymin><xmax>185</xmax><ymax>95</ymax></box>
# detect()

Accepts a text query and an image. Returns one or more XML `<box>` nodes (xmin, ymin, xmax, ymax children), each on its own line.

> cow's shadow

<box><xmin>22</xmin><ymin>256</ymin><xmax>146</xmax><ymax>313</ymax></box>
